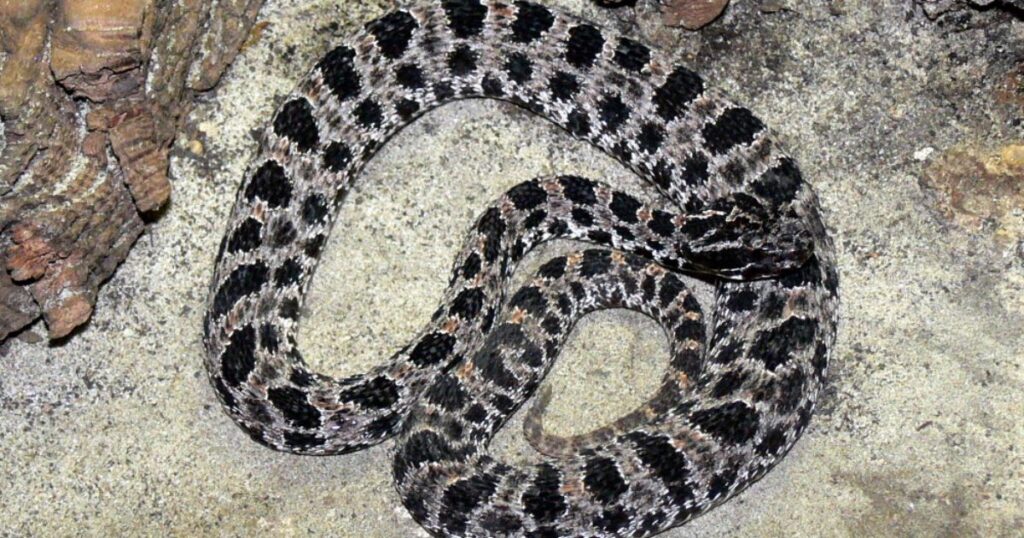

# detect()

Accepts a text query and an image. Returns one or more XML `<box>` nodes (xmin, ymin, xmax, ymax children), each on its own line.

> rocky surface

<box><xmin>1</xmin><ymin>0</ymin><xmax>1021</xmax><ymax>536</ymax></box>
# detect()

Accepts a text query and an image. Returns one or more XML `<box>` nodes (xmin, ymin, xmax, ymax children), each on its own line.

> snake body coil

<box><xmin>204</xmin><ymin>1</ymin><xmax>839</xmax><ymax>536</ymax></box>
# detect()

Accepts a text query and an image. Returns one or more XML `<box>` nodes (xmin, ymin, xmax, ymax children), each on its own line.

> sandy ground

<box><xmin>2</xmin><ymin>0</ymin><xmax>1022</xmax><ymax>536</ymax></box>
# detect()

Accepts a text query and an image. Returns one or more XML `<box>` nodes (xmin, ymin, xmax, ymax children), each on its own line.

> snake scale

<box><xmin>203</xmin><ymin>1</ymin><xmax>839</xmax><ymax>536</ymax></box>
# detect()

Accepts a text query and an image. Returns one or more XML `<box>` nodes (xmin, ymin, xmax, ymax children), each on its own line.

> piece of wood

<box><xmin>0</xmin><ymin>0</ymin><xmax>265</xmax><ymax>340</ymax></box>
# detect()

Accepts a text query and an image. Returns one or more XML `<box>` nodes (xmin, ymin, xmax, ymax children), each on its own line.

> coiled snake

<box><xmin>203</xmin><ymin>1</ymin><xmax>839</xmax><ymax>536</ymax></box>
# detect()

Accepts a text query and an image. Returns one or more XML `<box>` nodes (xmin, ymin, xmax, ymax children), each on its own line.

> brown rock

<box><xmin>662</xmin><ymin>0</ymin><xmax>730</xmax><ymax>30</ymax></box>
<box><xmin>995</xmin><ymin>62</ymin><xmax>1024</xmax><ymax>108</ymax></box>
<box><xmin>920</xmin><ymin>144</ymin><xmax>1024</xmax><ymax>248</ymax></box>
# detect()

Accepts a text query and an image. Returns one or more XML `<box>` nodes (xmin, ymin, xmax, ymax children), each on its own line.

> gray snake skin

<box><xmin>203</xmin><ymin>1</ymin><xmax>839</xmax><ymax>536</ymax></box>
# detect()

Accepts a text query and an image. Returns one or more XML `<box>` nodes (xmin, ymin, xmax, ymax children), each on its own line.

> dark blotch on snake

<box><xmin>702</xmin><ymin>107</ymin><xmax>765</xmax><ymax>155</ymax></box>
<box><xmin>323</xmin><ymin>141</ymin><xmax>353</xmax><ymax>172</ymax></box>
<box><xmin>648</xmin><ymin>210</ymin><xmax>676</xmax><ymax>237</ymax></box>
<box><xmin>509</xmin><ymin>286</ymin><xmax>547</xmax><ymax>316</ymax></box>
<box><xmin>566</xmin><ymin>109</ymin><xmax>591</xmax><ymax>137</ymax></box>
<box><xmin>304</xmin><ymin>234</ymin><xmax>326</xmax><ymax>258</ymax></box>
<box><xmin>441</xmin><ymin>474</ymin><xmax>500</xmax><ymax>534</ymax></box>
<box><xmin>366</xmin><ymin>10</ymin><xmax>418</xmax><ymax>59</ymax></box>
<box><xmin>580</xmin><ymin>250</ymin><xmax>612</xmax><ymax>277</ymax></box>
<box><xmin>354</xmin><ymin>98</ymin><xmax>384</xmax><ymax>128</ymax></box>
<box><xmin>366</xmin><ymin>412</ymin><xmax>403</xmax><ymax>440</ymax></box>
<box><xmin>434</xmin><ymin>81</ymin><xmax>455</xmax><ymax>101</ymax></box>
<box><xmin>289</xmin><ymin>366</ymin><xmax>315</xmax><ymax>387</ymax></box>
<box><xmin>279</xmin><ymin>297</ymin><xmax>300</xmax><ymax>320</ymax></box>
<box><xmin>671</xmin><ymin>317</ymin><xmax>704</xmax><ymax>346</ymax></box>
<box><xmin>610</xmin><ymin>192</ymin><xmax>642</xmax><ymax>223</ymax></box>
<box><xmin>212</xmin><ymin>262</ymin><xmax>269</xmax><ymax>317</ymax></box>
<box><xmin>559</xmin><ymin>176</ymin><xmax>597</xmax><ymax>205</ymax></box>
<box><xmin>396</xmin><ymin>64</ymin><xmax>427</xmax><ymax>89</ymax></box>
<box><xmin>523</xmin><ymin>209</ymin><xmax>547</xmax><ymax>229</ymax></box>
<box><xmin>811</xmin><ymin>341</ymin><xmax>829</xmax><ymax>378</ymax></box>
<box><xmin>597</xmin><ymin>507</ymin><xmax>631</xmax><ymax>533</ymax></box>
<box><xmin>627</xmin><ymin>432</ymin><xmax>693</xmax><ymax>500</ymax></box>
<box><xmin>221</xmin><ymin>324</ymin><xmax>257</xmax><ymax>386</ymax></box>
<box><xmin>547</xmin><ymin>218</ymin><xmax>568</xmax><ymax>236</ymax></box>
<box><xmin>725</xmin><ymin>289</ymin><xmax>758</xmax><ymax>312</ymax></box>
<box><xmin>267</xmin><ymin>386</ymin><xmax>321</xmax><ymax>429</ymax></box>
<box><xmin>750</xmin><ymin>317</ymin><xmax>817</xmax><ymax>371</ymax></box>
<box><xmin>450</xmin><ymin>287</ymin><xmax>485</xmax><ymax>320</ymax></box>
<box><xmin>425</xmin><ymin>374</ymin><xmax>468</xmax><ymax>411</ymax></box>
<box><xmin>756</xmin><ymin>427</ymin><xmax>788</xmax><ymax>457</ymax></box>
<box><xmin>522</xmin><ymin>463</ymin><xmax>567</xmax><ymax>523</ymax></box>
<box><xmin>708</xmin><ymin>467</ymin><xmax>738</xmax><ymax>500</ymax></box>
<box><xmin>316</xmin><ymin>45</ymin><xmax>360</xmax><ymax>101</ymax></box>
<box><xmin>611</xmin><ymin>224</ymin><xmax>632</xmax><ymax>242</ymax></box>
<box><xmin>393</xmin><ymin>430</ymin><xmax>457</xmax><ymax>482</ymax></box>
<box><xmin>505</xmin><ymin>52</ymin><xmax>533</xmax><ymax>84</ymax></box>
<box><xmin>274</xmin><ymin>98</ymin><xmax>319</xmax><ymax>152</ymax></box>
<box><xmin>680</xmin><ymin>153</ymin><xmax>711</xmax><ymax>187</ymax></box>
<box><xmin>638</xmin><ymin>122</ymin><xmax>665</xmax><ymax>153</ymax></box>
<box><xmin>613</xmin><ymin>38</ymin><xmax>650</xmax><ymax>73</ymax></box>
<box><xmin>259</xmin><ymin>323</ymin><xmax>280</xmax><ymax>353</ymax></box>
<box><xmin>752</xmin><ymin>157</ymin><xmax>802</xmax><ymax>209</ymax></box>
<box><xmin>651</xmin><ymin>160</ymin><xmax>674</xmax><ymax>190</ymax></box>
<box><xmin>283</xmin><ymin>431</ymin><xmax>325</xmax><ymax>449</ymax></box>
<box><xmin>549</xmin><ymin>71</ymin><xmax>580</xmax><ymax>101</ymax></box>
<box><xmin>339</xmin><ymin>376</ymin><xmax>401</xmax><ymax>409</ymax></box>
<box><xmin>461</xmin><ymin>252</ymin><xmax>482</xmax><ymax>279</ymax></box>
<box><xmin>571</xmin><ymin>207</ymin><xmax>594</xmax><ymax>226</ymax></box>
<box><xmin>396</xmin><ymin>98</ymin><xmax>421</xmax><ymax>121</ymax></box>
<box><xmin>482</xmin><ymin>76</ymin><xmax>504</xmax><ymax>96</ymax></box>
<box><xmin>448</xmin><ymin>44</ymin><xmax>478</xmax><ymax>76</ymax></box>
<box><xmin>778</xmin><ymin>369</ymin><xmax>807</xmax><ymax>413</ymax></box>
<box><xmin>474</xmin><ymin>350</ymin><xmax>519</xmax><ymax>389</ymax></box>
<box><xmin>443</xmin><ymin>0</ymin><xmax>488</xmax><ymax>38</ymax></box>
<box><xmin>584</xmin><ymin>457</ymin><xmax>628</xmax><ymax>504</ymax></box>
<box><xmin>409</xmin><ymin>332</ymin><xmax>457</xmax><ymax>366</ymax></box>
<box><xmin>511</xmin><ymin>1</ymin><xmax>554</xmax><ymax>43</ymax></box>
<box><xmin>598</xmin><ymin>94</ymin><xmax>630</xmax><ymax>132</ymax></box>
<box><xmin>273</xmin><ymin>257</ymin><xmax>304</xmax><ymax>287</ymax></box>
<box><xmin>689</xmin><ymin>401</ymin><xmax>760</xmax><ymax>444</ymax></box>
<box><xmin>245</xmin><ymin>161</ymin><xmax>291</xmax><ymax>208</ymax></box>
<box><xmin>477</xmin><ymin>207</ymin><xmax>506</xmax><ymax>263</ymax></box>
<box><xmin>490</xmin><ymin>394</ymin><xmax>516</xmax><ymax>414</ymax></box>
<box><xmin>779</xmin><ymin>255</ymin><xmax>819</xmax><ymax>289</ymax></box>
<box><xmin>479</xmin><ymin>509</ymin><xmax>523</xmax><ymax>534</ymax></box>
<box><xmin>301</xmin><ymin>194</ymin><xmax>329</xmax><ymax>225</ymax></box>
<box><xmin>464</xmin><ymin>404</ymin><xmax>488</xmax><ymax>423</ymax></box>
<box><xmin>227</xmin><ymin>218</ymin><xmax>262</xmax><ymax>253</ymax></box>
<box><xmin>653</xmin><ymin>66</ymin><xmax>704</xmax><ymax>121</ymax></box>
<box><xmin>587</xmin><ymin>229</ymin><xmax>613</xmax><ymax>244</ymax></box>
<box><xmin>508</xmin><ymin>181</ymin><xmax>548</xmax><ymax>210</ymax></box>
<box><xmin>658</xmin><ymin>273</ymin><xmax>685</xmax><ymax>307</ymax></box>
<box><xmin>538</xmin><ymin>256</ymin><xmax>567</xmax><ymax>279</ymax></box>
<box><xmin>712</xmin><ymin>369</ymin><xmax>749</xmax><ymax>398</ymax></box>
<box><xmin>565</xmin><ymin>24</ymin><xmax>604</xmax><ymax>69</ymax></box>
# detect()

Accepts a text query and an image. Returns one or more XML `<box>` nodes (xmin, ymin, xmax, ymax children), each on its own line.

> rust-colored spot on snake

<box><xmin>509</xmin><ymin>307</ymin><xmax>527</xmax><ymax>324</ymax></box>
<box><xmin>442</xmin><ymin>318</ymin><xmax>460</xmax><ymax>333</ymax></box>
<box><xmin>456</xmin><ymin>360</ymin><xmax>475</xmax><ymax>380</ymax></box>
<box><xmin>645</xmin><ymin>263</ymin><xmax>666</xmax><ymax>276</ymax></box>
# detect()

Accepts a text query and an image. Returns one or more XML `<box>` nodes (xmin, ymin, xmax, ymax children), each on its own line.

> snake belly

<box><xmin>203</xmin><ymin>1</ymin><xmax>839</xmax><ymax>536</ymax></box>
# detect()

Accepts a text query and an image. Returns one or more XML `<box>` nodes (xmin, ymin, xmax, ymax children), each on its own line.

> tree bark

<box><xmin>0</xmin><ymin>0</ymin><xmax>265</xmax><ymax>340</ymax></box>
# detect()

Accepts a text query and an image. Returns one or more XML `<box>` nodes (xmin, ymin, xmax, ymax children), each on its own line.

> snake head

<box><xmin>674</xmin><ymin>193</ymin><xmax>815</xmax><ymax>280</ymax></box>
